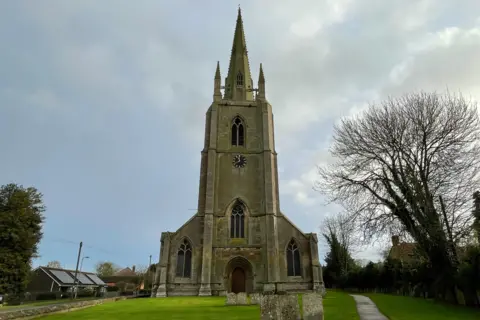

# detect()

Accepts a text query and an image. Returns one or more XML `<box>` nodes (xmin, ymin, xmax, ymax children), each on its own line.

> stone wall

<box><xmin>0</xmin><ymin>297</ymin><xmax>127</xmax><ymax>320</ymax></box>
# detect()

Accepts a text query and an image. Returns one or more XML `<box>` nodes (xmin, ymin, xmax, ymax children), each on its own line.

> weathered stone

<box><xmin>225</xmin><ymin>292</ymin><xmax>237</xmax><ymax>305</ymax></box>
<box><xmin>260</xmin><ymin>294</ymin><xmax>279</xmax><ymax>319</ymax></box>
<box><xmin>278</xmin><ymin>295</ymin><xmax>300</xmax><ymax>320</ymax></box>
<box><xmin>260</xmin><ymin>294</ymin><xmax>300</xmax><ymax>320</ymax></box>
<box><xmin>236</xmin><ymin>292</ymin><xmax>248</xmax><ymax>305</ymax></box>
<box><xmin>250</xmin><ymin>293</ymin><xmax>262</xmax><ymax>305</ymax></box>
<box><xmin>0</xmin><ymin>297</ymin><xmax>127</xmax><ymax>320</ymax></box>
<box><xmin>153</xmin><ymin>10</ymin><xmax>325</xmax><ymax>298</ymax></box>
<box><xmin>302</xmin><ymin>293</ymin><xmax>324</xmax><ymax>320</ymax></box>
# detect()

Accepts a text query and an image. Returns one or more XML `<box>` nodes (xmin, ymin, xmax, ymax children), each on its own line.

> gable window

<box><xmin>236</xmin><ymin>71</ymin><xmax>244</xmax><ymax>86</ymax></box>
<box><xmin>287</xmin><ymin>239</ymin><xmax>301</xmax><ymax>276</ymax></box>
<box><xmin>231</xmin><ymin>117</ymin><xmax>245</xmax><ymax>146</ymax></box>
<box><xmin>230</xmin><ymin>202</ymin><xmax>245</xmax><ymax>238</ymax></box>
<box><xmin>176</xmin><ymin>239</ymin><xmax>192</xmax><ymax>277</ymax></box>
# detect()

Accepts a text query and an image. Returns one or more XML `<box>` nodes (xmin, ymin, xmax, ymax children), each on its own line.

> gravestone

<box><xmin>260</xmin><ymin>294</ymin><xmax>300</xmax><ymax>320</ymax></box>
<box><xmin>302</xmin><ymin>293</ymin><xmax>324</xmax><ymax>320</ymax></box>
<box><xmin>226</xmin><ymin>293</ymin><xmax>237</xmax><ymax>305</ymax></box>
<box><xmin>250</xmin><ymin>293</ymin><xmax>262</xmax><ymax>305</ymax></box>
<box><xmin>236</xmin><ymin>292</ymin><xmax>248</xmax><ymax>305</ymax></box>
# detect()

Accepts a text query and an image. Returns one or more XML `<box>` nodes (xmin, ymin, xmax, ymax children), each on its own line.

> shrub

<box><xmin>106</xmin><ymin>286</ymin><xmax>119</xmax><ymax>292</ymax></box>
<box><xmin>35</xmin><ymin>292</ymin><xmax>58</xmax><ymax>301</ymax></box>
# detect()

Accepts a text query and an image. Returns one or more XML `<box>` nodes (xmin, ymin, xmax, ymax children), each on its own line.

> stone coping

<box><xmin>0</xmin><ymin>296</ymin><xmax>127</xmax><ymax>320</ymax></box>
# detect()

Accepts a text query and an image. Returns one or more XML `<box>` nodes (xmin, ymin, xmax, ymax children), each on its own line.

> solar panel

<box><xmin>49</xmin><ymin>270</ymin><xmax>75</xmax><ymax>284</ymax></box>
<box><xmin>85</xmin><ymin>274</ymin><xmax>106</xmax><ymax>285</ymax></box>
<box><xmin>74</xmin><ymin>272</ymin><xmax>94</xmax><ymax>285</ymax></box>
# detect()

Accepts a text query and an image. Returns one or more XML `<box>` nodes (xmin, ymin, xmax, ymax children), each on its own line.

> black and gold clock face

<box><xmin>232</xmin><ymin>154</ymin><xmax>247</xmax><ymax>168</ymax></box>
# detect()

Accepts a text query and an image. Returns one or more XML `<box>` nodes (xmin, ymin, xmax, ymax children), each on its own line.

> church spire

<box><xmin>213</xmin><ymin>61</ymin><xmax>222</xmax><ymax>101</ymax></box>
<box><xmin>224</xmin><ymin>7</ymin><xmax>254</xmax><ymax>101</ymax></box>
<box><xmin>257</xmin><ymin>63</ymin><xmax>266</xmax><ymax>100</ymax></box>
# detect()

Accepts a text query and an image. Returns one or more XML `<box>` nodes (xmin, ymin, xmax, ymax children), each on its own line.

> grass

<box><xmin>36</xmin><ymin>291</ymin><xmax>359</xmax><ymax>319</ymax></box>
<box><xmin>323</xmin><ymin>290</ymin><xmax>360</xmax><ymax>320</ymax></box>
<box><xmin>2</xmin><ymin>297</ymin><xmax>98</xmax><ymax>309</ymax></box>
<box><xmin>364</xmin><ymin>293</ymin><xmax>480</xmax><ymax>320</ymax></box>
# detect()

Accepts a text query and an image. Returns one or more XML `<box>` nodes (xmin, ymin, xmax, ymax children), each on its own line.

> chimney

<box><xmin>391</xmin><ymin>235</ymin><xmax>400</xmax><ymax>246</ymax></box>
<box><xmin>132</xmin><ymin>265</ymin><xmax>136</xmax><ymax>273</ymax></box>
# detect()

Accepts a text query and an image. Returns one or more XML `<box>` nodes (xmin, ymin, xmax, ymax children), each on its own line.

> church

<box><xmin>152</xmin><ymin>8</ymin><xmax>324</xmax><ymax>297</ymax></box>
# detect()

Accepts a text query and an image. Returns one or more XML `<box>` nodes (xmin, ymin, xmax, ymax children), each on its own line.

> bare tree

<box><xmin>321</xmin><ymin>212</ymin><xmax>357</xmax><ymax>274</ymax></box>
<box><xmin>315</xmin><ymin>91</ymin><xmax>480</xmax><ymax>299</ymax></box>
<box><xmin>321</xmin><ymin>212</ymin><xmax>357</xmax><ymax>255</ymax></box>
<box><xmin>46</xmin><ymin>261</ymin><xmax>61</xmax><ymax>269</ymax></box>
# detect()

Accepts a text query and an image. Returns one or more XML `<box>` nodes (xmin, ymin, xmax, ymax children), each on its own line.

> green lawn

<box><xmin>364</xmin><ymin>293</ymin><xmax>480</xmax><ymax>320</ymax></box>
<box><xmin>37</xmin><ymin>291</ymin><xmax>358</xmax><ymax>319</ymax></box>
<box><xmin>323</xmin><ymin>290</ymin><xmax>360</xmax><ymax>320</ymax></box>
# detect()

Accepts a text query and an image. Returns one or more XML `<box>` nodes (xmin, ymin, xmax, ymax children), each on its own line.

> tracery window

<box><xmin>287</xmin><ymin>239</ymin><xmax>301</xmax><ymax>276</ymax></box>
<box><xmin>231</xmin><ymin>117</ymin><xmax>245</xmax><ymax>146</ymax></box>
<box><xmin>176</xmin><ymin>239</ymin><xmax>192</xmax><ymax>277</ymax></box>
<box><xmin>236</xmin><ymin>71</ymin><xmax>244</xmax><ymax>86</ymax></box>
<box><xmin>230</xmin><ymin>202</ymin><xmax>245</xmax><ymax>238</ymax></box>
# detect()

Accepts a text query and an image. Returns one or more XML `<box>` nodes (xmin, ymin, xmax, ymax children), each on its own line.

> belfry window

<box><xmin>230</xmin><ymin>202</ymin><xmax>245</xmax><ymax>238</ymax></box>
<box><xmin>176</xmin><ymin>239</ymin><xmax>192</xmax><ymax>278</ymax></box>
<box><xmin>236</xmin><ymin>71</ymin><xmax>244</xmax><ymax>86</ymax></box>
<box><xmin>231</xmin><ymin>117</ymin><xmax>245</xmax><ymax>146</ymax></box>
<box><xmin>287</xmin><ymin>239</ymin><xmax>301</xmax><ymax>276</ymax></box>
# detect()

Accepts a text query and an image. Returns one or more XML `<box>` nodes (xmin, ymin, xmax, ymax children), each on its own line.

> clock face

<box><xmin>232</xmin><ymin>154</ymin><xmax>247</xmax><ymax>168</ymax></box>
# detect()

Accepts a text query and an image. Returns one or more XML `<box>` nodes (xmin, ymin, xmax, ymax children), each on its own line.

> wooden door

<box><xmin>231</xmin><ymin>267</ymin><xmax>246</xmax><ymax>293</ymax></box>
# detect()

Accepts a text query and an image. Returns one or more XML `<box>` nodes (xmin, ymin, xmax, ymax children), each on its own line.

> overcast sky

<box><xmin>1</xmin><ymin>1</ymin><xmax>479</xmax><ymax>272</ymax></box>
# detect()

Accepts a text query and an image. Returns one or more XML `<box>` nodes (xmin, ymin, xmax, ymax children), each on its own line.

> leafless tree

<box><xmin>321</xmin><ymin>212</ymin><xmax>357</xmax><ymax>255</ymax></box>
<box><xmin>46</xmin><ymin>260</ymin><xmax>62</xmax><ymax>269</ymax></box>
<box><xmin>315</xmin><ymin>91</ymin><xmax>480</xmax><ymax>298</ymax></box>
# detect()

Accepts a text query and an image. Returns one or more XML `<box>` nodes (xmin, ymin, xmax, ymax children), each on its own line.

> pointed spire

<box><xmin>257</xmin><ymin>63</ymin><xmax>266</xmax><ymax>100</ymax></box>
<box><xmin>213</xmin><ymin>61</ymin><xmax>222</xmax><ymax>101</ymax></box>
<box><xmin>224</xmin><ymin>7</ymin><xmax>254</xmax><ymax>101</ymax></box>
<box><xmin>215</xmin><ymin>61</ymin><xmax>221</xmax><ymax>80</ymax></box>
<box><xmin>259</xmin><ymin>63</ymin><xmax>265</xmax><ymax>83</ymax></box>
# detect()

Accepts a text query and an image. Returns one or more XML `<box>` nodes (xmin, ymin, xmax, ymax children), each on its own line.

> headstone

<box><xmin>260</xmin><ymin>294</ymin><xmax>279</xmax><ymax>319</ymax></box>
<box><xmin>250</xmin><ymin>292</ymin><xmax>262</xmax><ymax>305</ymax></box>
<box><xmin>236</xmin><ymin>292</ymin><xmax>248</xmax><ymax>305</ymax></box>
<box><xmin>226</xmin><ymin>293</ymin><xmax>237</xmax><ymax>305</ymax></box>
<box><xmin>260</xmin><ymin>294</ymin><xmax>300</xmax><ymax>320</ymax></box>
<box><xmin>278</xmin><ymin>295</ymin><xmax>300</xmax><ymax>320</ymax></box>
<box><xmin>302</xmin><ymin>293</ymin><xmax>324</xmax><ymax>320</ymax></box>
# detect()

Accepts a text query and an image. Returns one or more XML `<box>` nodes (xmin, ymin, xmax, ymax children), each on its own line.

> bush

<box><xmin>35</xmin><ymin>292</ymin><xmax>58</xmax><ymax>301</ymax></box>
<box><xmin>106</xmin><ymin>286</ymin><xmax>119</xmax><ymax>292</ymax></box>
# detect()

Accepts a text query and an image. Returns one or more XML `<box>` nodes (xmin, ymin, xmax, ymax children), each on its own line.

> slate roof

<box><xmin>38</xmin><ymin>266</ymin><xmax>106</xmax><ymax>287</ymax></box>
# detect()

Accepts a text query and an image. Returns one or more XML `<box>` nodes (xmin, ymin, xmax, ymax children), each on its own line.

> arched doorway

<box><xmin>231</xmin><ymin>267</ymin><xmax>246</xmax><ymax>293</ymax></box>
<box><xmin>224</xmin><ymin>256</ymin><xmax>254</xmax><ymax>293</ymax></box>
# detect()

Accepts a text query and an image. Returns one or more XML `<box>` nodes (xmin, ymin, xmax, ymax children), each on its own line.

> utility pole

<box><xmin>71</xmin><ymin>241</ymin><xmax>83</xmax><ymax>299</ymax></box>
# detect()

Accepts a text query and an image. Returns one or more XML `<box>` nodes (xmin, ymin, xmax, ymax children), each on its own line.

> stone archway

<box><xmin>224</xmin><ymin>256</ymin><xmax>254</xmax><ymax>293</ymax></box>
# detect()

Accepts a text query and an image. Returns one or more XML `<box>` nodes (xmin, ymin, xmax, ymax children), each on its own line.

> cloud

<box><xmin>1</xmin><ymin>0</ymin><xmax>479</xmax><ymax>267</ymax></box>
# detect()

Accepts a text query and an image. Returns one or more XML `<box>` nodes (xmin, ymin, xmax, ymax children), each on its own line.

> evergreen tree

<box><xmin>0</xmin><ymin>183</ymin><xmax>45</xmax><ymax>300</ymax></box>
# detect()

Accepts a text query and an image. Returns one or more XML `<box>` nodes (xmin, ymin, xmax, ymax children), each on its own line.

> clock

<box><xmin>232</xmin><ymin>154</ymin><xmax>247</xmax><ymax>168</ymax></box>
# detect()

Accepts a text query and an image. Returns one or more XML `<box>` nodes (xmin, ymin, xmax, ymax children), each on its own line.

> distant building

<box><xmin>27</xmin><ymin>266</ymin><xmax>106</xmax><ymax>294</ymax></box>
<box><xmin>388</xmin><ymin>236</ymin><xmax>419</xmax><ymax>265</ymax></box>
<box><xmin>101</xmin><ymin>265</ymin><xmax>145</xmax><ymax>291</ymax></box>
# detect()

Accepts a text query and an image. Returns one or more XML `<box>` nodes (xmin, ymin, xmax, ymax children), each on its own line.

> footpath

<box><xmin>350</xmin><ymin>294</ymin><xmax>389</xmax><ymax>320</ymax></box>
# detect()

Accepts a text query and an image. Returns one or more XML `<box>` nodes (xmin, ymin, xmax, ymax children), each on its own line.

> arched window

<box><xmin>231</xmin><ymin>117</ymin><xmax>245</xmax><ymax>146</ymax></box>
<box><xmin>287</xmin><ymin>239</ymin><xmax>301</xmax><ymax>276</ymax></box>
<box><xmin>236</xmin><ymin>71</ymin><xmax>244</xmax><ymax>86</ymax></box>
<box><xmin>176</xmin><ymin>239</ymin><xmax>192</xmax><ymax>277</ymax></box>
<box><xmin>230</xmin><ymin>202</ymin><xmax>245</xmax><ymax>238</ymax></box>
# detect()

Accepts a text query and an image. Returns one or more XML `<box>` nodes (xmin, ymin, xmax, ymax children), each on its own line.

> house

<box><xmin>27</xmin><ymin>266</ymin><xmax>107</xmax><ymax>295</ymax></box>
<box><xmin>388</xmin><ymin>235</ymin><xmax>420</xmax><ymax>265</ymax></box>
<box><xmin>100</xmin><ymin>265</ymin><xmax>145</xmax><ymax>291</ymax></box>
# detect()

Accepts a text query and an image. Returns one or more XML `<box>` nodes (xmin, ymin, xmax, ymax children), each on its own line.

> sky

<box><xmin>1</xmin><ymin>1</ymin><xmax>479</xmax><ymax>273</ymax></box>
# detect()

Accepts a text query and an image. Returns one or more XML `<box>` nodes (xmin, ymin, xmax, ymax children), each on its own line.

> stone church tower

<box><xmin>152</xmin><ymin>8</ymin><xmax>324</xmax><ymax>297</ymax></box>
